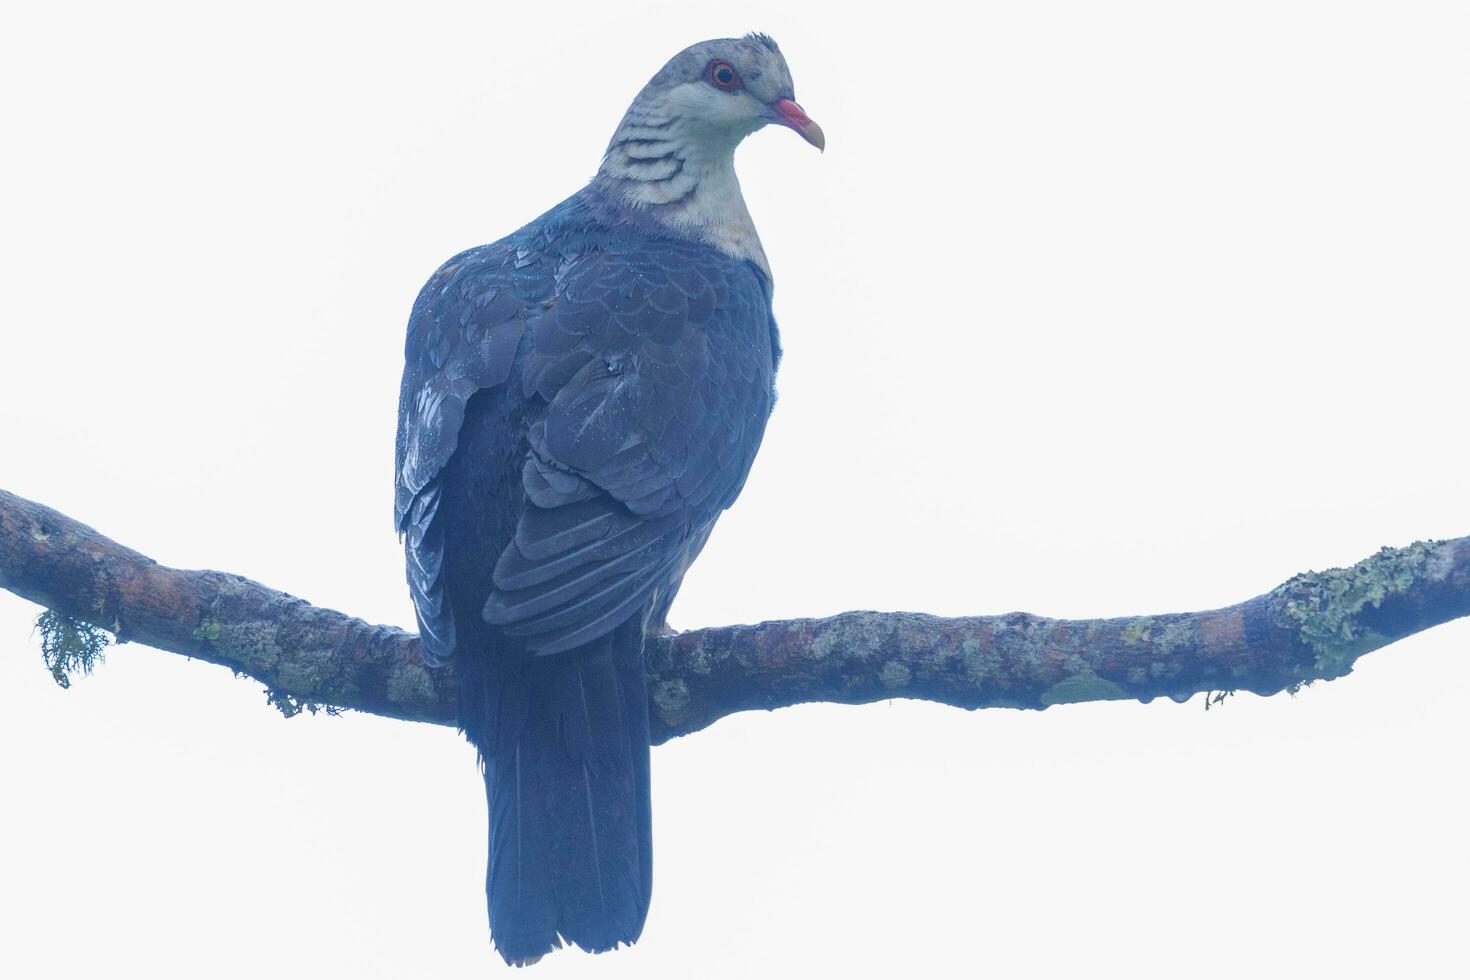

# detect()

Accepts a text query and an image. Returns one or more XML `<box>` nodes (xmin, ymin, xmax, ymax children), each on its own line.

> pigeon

<box><xmin>394</xmin><ymin>34</ymin><xmax>821</xmax><ymax>965</ymax></box>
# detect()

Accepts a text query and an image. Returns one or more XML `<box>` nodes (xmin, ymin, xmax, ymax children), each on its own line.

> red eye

<box><xmin>708</xmin><ymin>60</ymin><xmax>741</xmax><ymax>91</ymax></box>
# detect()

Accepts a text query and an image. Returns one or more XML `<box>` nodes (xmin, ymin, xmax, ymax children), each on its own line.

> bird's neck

<box><xmin>594</xmin><ymin>109</ymin><xmax>770</xmax><ymax>279</ymax></box>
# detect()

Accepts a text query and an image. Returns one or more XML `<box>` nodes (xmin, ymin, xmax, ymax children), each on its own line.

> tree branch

<box><xmin>3</xmin><ymin>488</ymin><xmax>1467</xmax><ymax>743</ymax></box>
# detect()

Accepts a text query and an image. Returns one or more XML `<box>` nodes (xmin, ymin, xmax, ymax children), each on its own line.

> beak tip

<box><xmin>772</xmin><ymin>98</ymin><xmax>825</xmax><ymax>153</ymax></box>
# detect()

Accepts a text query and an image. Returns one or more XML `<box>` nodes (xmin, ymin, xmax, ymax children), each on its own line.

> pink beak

<box><xmin>772</xmin><ymin>98</ymin><xmax>825</xmax><ymax>151</ymax></box>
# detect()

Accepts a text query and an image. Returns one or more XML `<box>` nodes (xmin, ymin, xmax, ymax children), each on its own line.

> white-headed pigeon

<box><xmin>394</xmin><ymin>35</ymin><xmax>821</xmax><ymax>965</ymax></box>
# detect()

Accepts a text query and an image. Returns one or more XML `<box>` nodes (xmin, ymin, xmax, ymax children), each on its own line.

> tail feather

<box><xmin>614</xmin><ymin>624</ymin><xmax>654</xmax><ymax>934</ymax></box>
<box><xmin>466</xmin><ymin>621</ymin><xmax>652</xmax><ymax>965</ymax></box>
<box><xmin>485</xmin><ymin>742</ymin><xmax>561</xmax><ymax>963</ymax></box>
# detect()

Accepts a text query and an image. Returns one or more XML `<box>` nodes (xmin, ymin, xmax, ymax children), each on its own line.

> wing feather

<box><xmin>394</xmin><ymin>243</ymin><xmax>540</xmax><ymax>664</ymax></box>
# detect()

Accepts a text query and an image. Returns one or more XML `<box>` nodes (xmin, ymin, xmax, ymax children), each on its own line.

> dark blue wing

<box><xmin>483</xmin><ymin>236</ymin><xmax>776</xmax><ymax>655</ymax></box>
<box><xmin>395</xmin><ymin>241</ymin><xmax>552</xmax><ymax>665</ymax></box>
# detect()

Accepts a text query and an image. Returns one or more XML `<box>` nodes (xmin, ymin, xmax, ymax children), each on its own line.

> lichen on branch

<box><xmin>1274</xmin><ymin>540</ymin><xmax>1461</xmax><ymax>678</ymax></box>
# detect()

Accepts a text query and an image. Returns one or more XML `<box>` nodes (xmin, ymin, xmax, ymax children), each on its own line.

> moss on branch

<box><xmin>35</xmin><ymin>609</ymin><xmax>112</xmax><ymax>689</ymax></box>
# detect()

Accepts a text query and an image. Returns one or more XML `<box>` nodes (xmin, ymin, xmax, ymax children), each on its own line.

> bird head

<box><xmin>595</xmin><ymin>35</ymin><xmax>819</xmax><ymax>276</ymax></box>
<box><xmin>609</xmin><ymin>34</ymin><xmax>824</xmax><ymax>157</ymax></box>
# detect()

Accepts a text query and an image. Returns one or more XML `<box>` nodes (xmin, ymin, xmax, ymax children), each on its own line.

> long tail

<box><xmin>460</xmin><ymin>620</ymin><xmax>652</xmax><ymax>966</ymax></box>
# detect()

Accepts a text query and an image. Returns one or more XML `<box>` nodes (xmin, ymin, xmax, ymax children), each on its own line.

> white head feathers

<box><xmin>594</xmin><ymin>36</ymin><xmax>819</xmax><ymax>279</ymax></box>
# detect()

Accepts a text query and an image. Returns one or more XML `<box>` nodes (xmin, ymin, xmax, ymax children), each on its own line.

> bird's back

<box><xmin>398</xmin><ymin>189</ymin><xmax>779</xmax><ymax>663</ymax></box>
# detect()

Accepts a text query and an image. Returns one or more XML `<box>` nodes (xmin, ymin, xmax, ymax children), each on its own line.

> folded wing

<box><xmin>484</xmin><ymin>238</ymin><xmax>776</xmax><ymax>654</ymax></box>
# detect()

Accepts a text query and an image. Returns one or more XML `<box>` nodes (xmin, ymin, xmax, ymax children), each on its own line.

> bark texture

<box><xmin>3</xmin><ymin>488</ymin><xmax>1467</xmax><ymax>743</ymax></box>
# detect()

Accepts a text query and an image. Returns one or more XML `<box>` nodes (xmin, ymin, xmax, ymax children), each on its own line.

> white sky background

<box><xmin>2</xmin><ymin>1</ymin><xmax>1468</xmax><ymax>976</ymax></box>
